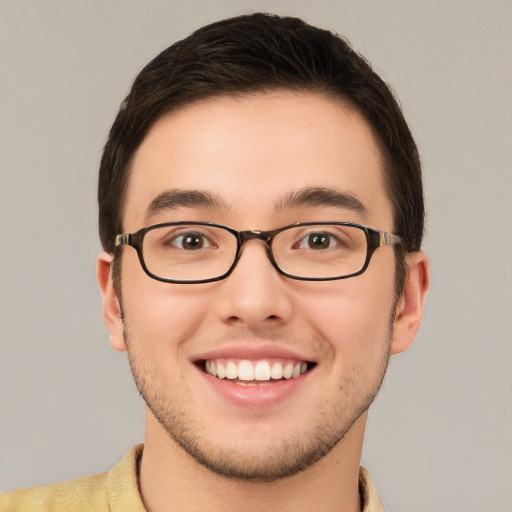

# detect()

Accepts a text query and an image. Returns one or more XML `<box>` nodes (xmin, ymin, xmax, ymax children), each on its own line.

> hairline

<box><xmin>116</xmin><ymin>87</ymin><xmax>392</xmax><ymax>239</ymax></box>
<box><xmin>111</xmin><ymin>87</ymin><xmax>407</xmax><ymax>300</ymax></box>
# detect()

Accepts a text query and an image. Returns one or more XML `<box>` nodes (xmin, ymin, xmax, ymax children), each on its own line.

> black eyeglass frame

<box><xmin>114</xmin><ymin>221</ymin><xmax>402</xmax><ymax>284</ymax></box>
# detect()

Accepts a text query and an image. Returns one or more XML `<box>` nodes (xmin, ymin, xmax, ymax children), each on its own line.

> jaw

<box><xmin>141</xmin><ymin>380</ymin><xmax>370</xmax><ymax>487</ymax></box>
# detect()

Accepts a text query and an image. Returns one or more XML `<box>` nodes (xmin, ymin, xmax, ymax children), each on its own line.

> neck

<box><xmin>139</xmin><ymin>410</ymin><xmax>366</xmax><ymax>512</ymax></box>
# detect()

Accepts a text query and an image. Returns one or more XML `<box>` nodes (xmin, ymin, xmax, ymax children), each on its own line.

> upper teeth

<box><xmin>205</xmin><ymin>359</ymin><xmax>308</xmax><ymax>381</ymax></box>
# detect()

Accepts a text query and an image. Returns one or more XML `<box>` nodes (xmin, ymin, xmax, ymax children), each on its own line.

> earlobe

<box><xmin>97</xmin><ymin>252</ymin><xmax>127</xmax><ymax>352</ymax></box>
<box><xmin>390</xmin><ymin>251</ymin><xmax>430</xmax><ymax>355</ymax></box>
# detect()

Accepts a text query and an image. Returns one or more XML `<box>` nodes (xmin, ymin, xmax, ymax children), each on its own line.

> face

<box><xmin>102</xmin><ymin>91</ymin><xmax>409</xmax><ymax>481</ymax></box>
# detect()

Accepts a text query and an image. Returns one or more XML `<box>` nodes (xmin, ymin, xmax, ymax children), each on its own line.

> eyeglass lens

<box><xmin>141</xmin><ymin>224</ymin><xmax>368</xmax><ymax>282</ymax></box>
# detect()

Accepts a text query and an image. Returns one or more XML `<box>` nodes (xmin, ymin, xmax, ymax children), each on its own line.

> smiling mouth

<box><xmin>199</xmin><ymin>358</ymin><xmax>316</xmax><ymax>385</ymax></box>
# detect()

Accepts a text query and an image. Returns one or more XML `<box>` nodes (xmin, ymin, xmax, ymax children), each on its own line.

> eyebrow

<box><xmin>275</xmin><ymin>187</ymin><xmax>368</xmax><ymax>217</ymax></box>
<box><xmin>144</xmin><ymin>186</ymin><xmax>368</xmax><ymax>224</ymax></box>
<box><xmin>144</xmin><ymin>189</ymin><xmax>228</xmax><ymax>223</ymax></box>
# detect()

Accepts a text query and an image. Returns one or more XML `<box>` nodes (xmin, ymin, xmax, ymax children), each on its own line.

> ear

<box><xmin>390</xmin><ymin>251</ymin><xmax>430</xmax><ymax>355</ymax></box>
<box><xmin>97</xmin><ymin>252</ymin><xmax>127</xmax><ymax>352</ymax></box>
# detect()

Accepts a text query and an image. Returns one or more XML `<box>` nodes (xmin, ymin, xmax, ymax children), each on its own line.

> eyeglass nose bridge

<box><xmin>237</xmin><ymin>229</ymin><xmax>272</xmax><ymax>245</ymax></box>
<box><xmin>230</xmin><ymin>228</ymin><xmax>281</xmax><ymax>274</ymax></box>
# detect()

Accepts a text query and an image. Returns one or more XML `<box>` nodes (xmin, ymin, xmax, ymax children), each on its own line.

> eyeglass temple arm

<box><xmin>379</xmin><ymin>232</ymin><xmax>402</xmax><ymax>246</ymax></box>
<box><xmin>115</xmin><ymin>233</ymin><xmax>131</xmax><ymax>247</ymax></box>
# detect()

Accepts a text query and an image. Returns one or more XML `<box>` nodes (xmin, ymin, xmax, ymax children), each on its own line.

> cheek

<box><xmin>120</xmin><ymin>252</ymin><xmax>211</xmax><ymax>350</ymax></box>
<box><xmin>305</xmin><ymin>271</ymin><xmax>396</xmax><ymax>357</ymax></box>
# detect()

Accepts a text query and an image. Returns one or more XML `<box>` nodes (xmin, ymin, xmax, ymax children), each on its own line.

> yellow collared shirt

<box><xmin>1</xmin><ymin>445</ymin><xmax>384</xmax><ymax>511</ymax></box>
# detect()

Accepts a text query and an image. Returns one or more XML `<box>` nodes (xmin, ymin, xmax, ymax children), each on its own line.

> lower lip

<box><xmin>197</xmin><ymin>367</ymin><xmax>311</xmax><ymax>408</ymax></box>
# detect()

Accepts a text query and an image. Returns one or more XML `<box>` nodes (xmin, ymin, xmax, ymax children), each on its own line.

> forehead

<box><xmin>124</xmin><ymin>91</ymin><xmax>393</xmax><ymax>230</ymax></box>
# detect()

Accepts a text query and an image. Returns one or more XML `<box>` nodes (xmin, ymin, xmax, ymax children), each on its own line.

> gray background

<box><xmin>1</xmin><ymin>1</ymin><xmax>511</xmax><ymax>510</ymax></box>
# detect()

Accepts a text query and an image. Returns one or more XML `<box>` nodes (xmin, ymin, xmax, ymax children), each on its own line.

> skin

<box><xmin>98</xmin><ymin>91</ymin><xmax>429</xmax><ymax>512</ymax></box>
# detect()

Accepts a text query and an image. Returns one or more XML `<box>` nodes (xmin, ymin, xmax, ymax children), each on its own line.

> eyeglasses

<box><xmin>115</xmin><ymin>222</ymin><xmax>401</xmax><ymax>284</ymax></box>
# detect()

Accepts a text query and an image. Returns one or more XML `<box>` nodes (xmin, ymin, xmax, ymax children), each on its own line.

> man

<box><xmin>1</xmin><ymin>13</ymin><xmax>429</xmax><ymax>512</ymax></box>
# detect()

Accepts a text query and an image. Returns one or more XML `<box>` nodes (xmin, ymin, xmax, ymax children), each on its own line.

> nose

<box><xmin>213</xmin><ymin>239</ymin><xmax>294</xmax><ymax>329</ymax></box>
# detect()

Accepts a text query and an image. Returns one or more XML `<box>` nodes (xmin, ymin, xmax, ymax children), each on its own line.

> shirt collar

<box><xmin>359</xmin><ymin>466</ymin><xmax>385</xmax><ymax>512</ymax></box>
<box><xmin>108</xmin><ymin>445</ymin><xmax>385</xmax><ymax>511</ymax></box>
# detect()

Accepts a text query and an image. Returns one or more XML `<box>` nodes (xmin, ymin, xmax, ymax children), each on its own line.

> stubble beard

<box><xmin>122</xmin><ymin>316</ymin><xmax>393</xmax><ymax>483</ymax></box>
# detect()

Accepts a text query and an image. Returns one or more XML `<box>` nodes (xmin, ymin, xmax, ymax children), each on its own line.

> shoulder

<box><xmin>1</xmin><ymin>444</ymin><xmax>145</xmax><ymax>512</ymax></box>
<box><xmin>359</xmin><ymin>466</ymin><xmax>385</xmax><ymax>512</ymax></box>
<box><xmin>0</xmin><ymin>472</ymin><xmax>109</xmax><ymax>512</ymax></box>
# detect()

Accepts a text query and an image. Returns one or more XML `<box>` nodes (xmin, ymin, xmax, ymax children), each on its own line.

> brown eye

<box><xmin>171</xmin><ymin>232</ymin><xmax>209</xmax><ymax>250</ymax></box>
<box><xmin>308</xmin><ymin>233</ymin><xmax>331</xmax><ymax>249</ymax></box>
<box><xmin>298</xmin><ymin>232</ymin><xmax>337</xmax><ymax>250</ymax></box>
